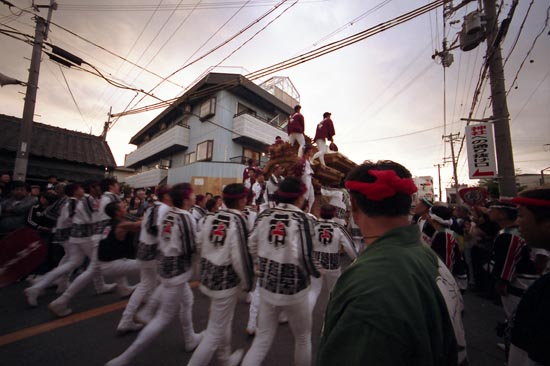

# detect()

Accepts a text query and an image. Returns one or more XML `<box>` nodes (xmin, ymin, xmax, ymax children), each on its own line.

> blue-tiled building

<box><xmin>124</xmin><ymin>73</ymin><xmax>299</xmax><ymax>194</ymax></box>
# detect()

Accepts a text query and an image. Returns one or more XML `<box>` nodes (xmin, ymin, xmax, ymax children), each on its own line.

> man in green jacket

<box><xmin>317</xmin><ymin>160</ymin><xmax>466</xmax><ymax>366</ymax></box>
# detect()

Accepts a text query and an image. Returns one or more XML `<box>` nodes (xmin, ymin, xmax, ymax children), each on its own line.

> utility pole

<box><xmin>483</xmin><ymin>0</ymin><xmax>517</xmax><ymax>197</ymax></box>
<box><xmin>443</xmin><ymin>132</ymin><xmax>461</xmax><ymax>188</ymax></box>
<box><xmin>434</xmin><ymin>163</ymin><xmax>443</xmax><ymax>200</ymax></box>
<box><xmin>12</xmin><ymin>1</ymin><xmax>56</xmax><ymax>182</ymax></box>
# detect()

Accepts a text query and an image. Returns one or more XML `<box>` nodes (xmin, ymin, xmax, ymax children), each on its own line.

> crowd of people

<box><xmin>1</xmin><ymin>157</ymin><xmax>549</xmax><ymax>366</ymax></box>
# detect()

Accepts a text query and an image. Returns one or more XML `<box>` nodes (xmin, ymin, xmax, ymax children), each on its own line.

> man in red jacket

<box><xmin>312</xmin><ymin>112</ymin><xmax>335</xmax><ymax>166</ymax></box>
<box><xmin>287</xmin><ymin>105</ymin><xmax>305</xmax><ymax>158</ymax></box>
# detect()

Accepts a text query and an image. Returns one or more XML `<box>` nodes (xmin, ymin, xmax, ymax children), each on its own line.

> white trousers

<box><xmin>308</xmin><ymin>269</ymin><xmax>340</xmax><ymax>314</ymax></box>
<box><xmin>288</xmin><ymin>133</ymin><xmax>305</xmax><ymax>157</ymax></box>
<box><xmin>241</xmin><ymin>299</ymin><xmax>312</xmax><ymax>366</ymax></box>
<box><xmin>58</xmin><ymin>241</ymin><xmax>136</xmax><ymax>302</ymax></box>
<box><xmin>31</xmin><ymin>241</ymin><xmax>79</xmax><ymax>292</ymax></box>
<box><xmin>312</xmin><ymin>139</ymin><xmax>328</xmax><ymax>166</ymax></box>
<box><xmin>109</xmin><ymin>281</ymin><xmax>197</xmax><ymax>365</ymax></box>
<box><xmin>187</xmin><ymin>293</ymin><xmax>238</xmax><ymax>366</ymax></box>
<box><xmin>246</xmin><ymin>279</ymin><xmax>261</xmax><ymax>331</ymax></box>
<box><xmin>121</xmin><ymin>262</ymin><xmax>158</xmax><ymax>322</ymax></box>
<box><xmin>302</xmin><ymin>176</ymin><xmax>314</xmax><ymax>212</ymax></box>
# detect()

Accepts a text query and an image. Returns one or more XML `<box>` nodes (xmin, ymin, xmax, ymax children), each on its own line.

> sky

<box><xmin>1</xmin><ymin>0</ymin><xmax>549</xmax><ymax>199</ymax></box>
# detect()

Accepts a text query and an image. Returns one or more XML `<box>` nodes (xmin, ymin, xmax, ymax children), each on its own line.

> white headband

<box><xmin>429</xmin><ymin>213</ymin><xmax>453</xmax><ymax>227</ymax></box>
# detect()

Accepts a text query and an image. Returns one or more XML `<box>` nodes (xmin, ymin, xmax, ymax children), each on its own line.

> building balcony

<box><xmin>232</xmin><ymin>112</ymin><xmax>284</xmax><ymax>148</ymax></box>
<box><xmin>123</xmin><ymin>167</ymin><xmax>168</xmax><ymax>188</ymax></box>
<box><xmin>125</xmin><ymin>125</ymin><xmax>190</xmax><ymax>168</ymax></box>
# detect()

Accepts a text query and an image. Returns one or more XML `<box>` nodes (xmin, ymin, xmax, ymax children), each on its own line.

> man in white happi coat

<box><xmin>106</xmin><ymin>183</ymin><xmax>201</xmax><ymax>366</ymax></box>
<box><xmin>241</xmin><ymin>176</ymin><xmax>320</xmax><ymax>366</ymax></box>
<box><xmin>187</xmin><ymin>183</ymin><xmax>255</xmax><ymax>366</ymax></box>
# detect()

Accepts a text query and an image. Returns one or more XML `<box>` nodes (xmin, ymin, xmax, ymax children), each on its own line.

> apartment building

<box><xmin>124</xmin><ymin>73</ymin><xmax>298</xmax><ymax>194</ymax></box>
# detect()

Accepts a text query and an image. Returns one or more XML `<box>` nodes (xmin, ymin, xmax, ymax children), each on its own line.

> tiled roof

<box><xmin>0</xmin><ymin>114</ymin><xmax>116</xmax><ymax>168</ymax></box>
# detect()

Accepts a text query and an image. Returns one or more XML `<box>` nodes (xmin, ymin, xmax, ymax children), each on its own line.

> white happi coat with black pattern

<box><xmin>136</xmin><ymin>202</ymin><xmax>171</xmax><ymax>267</ymax></box>
<box><xmin>313</xmin><ymin>218</ymin><xmax>357</xmax><ymax>271</ymax></box>
<box><xmin>249</xmin><ymin>203</ymin><xmax>320</xmax><ymax>306</ymax></box>
<box><xmin>157</xmin><ymin>207</ymin><xmax>196</xmax><ymax>286</ymax></box>
<box><xmin>197</xmin><ymin>208</ymin><xmax>255</xmax><ymax>298</ymax></box>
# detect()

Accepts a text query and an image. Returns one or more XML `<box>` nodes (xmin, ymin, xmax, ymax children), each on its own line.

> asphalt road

<box><xmin>0</xmin><ymin>264</ymin><xmax>506</xmax><ymax>366</ymax></box>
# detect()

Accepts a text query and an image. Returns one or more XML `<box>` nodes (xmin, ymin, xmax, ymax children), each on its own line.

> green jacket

<box><xmin>317</xmin><ymin>224</ymin><xmax>458</xmax><ymax>366</ymax></box>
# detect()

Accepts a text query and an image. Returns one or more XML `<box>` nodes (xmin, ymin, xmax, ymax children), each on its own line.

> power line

<box><xmin>211</xmin><ymin>1</ymin><xmax>299</xmax><ymax>70</ymax></box>
<box><xmin>503</xmin><ymin>0</ymin><xmax>534</xmax><ymax>66</ymax></box>
<box><xmin>512</xmin><ymin>67</ymin><xmax>550</xmax><ymax>124</ymax></box>
<box><xmin>506</xmin><ymin>3</ymin><xmax>550</xmax><ymax>94</ymax></box>
<box><xmin>112</xmin><ymin>0</ymin><xmax>444</xmax><ymax>118</ymax></box>
<box><xmin>56</xmin><ymin>0</ymin><xmax>325</xmax><ymax>12</ymax></box>
<box><xmin>0</xmin><ymin>1</ymin><xmax>188</xmax><ymax>89</ymax></box>
<box><xmin>57</xmin><ymin>64</ymin><xmax>90</xmax><ymax>130</ymax></box>
<box><xmin>111</xmin><ymin>0</ymin><xmax>294</xmax><ymax>129</ymax></box>
<box><xmin>85</xmin><ymin>0</ymin><xmax>168</xmax><ymax>122</ymax></box>
<box><xmin>301</xmin><ymin>0</ymin><xmax>393</xmax><ymax>50</ymax></box>
<box><xmin>342</xmin><ymin>119</ymin><xmax>465</xmax><ymax>144</ymax></box>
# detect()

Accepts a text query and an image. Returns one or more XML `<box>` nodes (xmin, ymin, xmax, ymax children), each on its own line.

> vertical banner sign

<box><xmin>465</xmin><ymin>124</ymin><xmax>497</xmax><ymax>179</ymax></box>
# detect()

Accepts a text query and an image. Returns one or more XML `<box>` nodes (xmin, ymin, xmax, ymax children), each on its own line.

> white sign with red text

<box><xmin>465</xmin><ymin>124</ymin><xmax>497</xmax><ymax>179</ymax></box>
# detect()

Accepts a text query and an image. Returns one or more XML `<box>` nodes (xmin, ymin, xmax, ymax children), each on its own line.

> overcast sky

<box><xmin>1</xmin><ymin>0</ymin><xmax>548</xmax><ymax>197</ymax></box>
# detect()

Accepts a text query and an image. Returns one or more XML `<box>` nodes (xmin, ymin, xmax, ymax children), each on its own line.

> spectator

<box><xmin>46</xmin><ymin>175</ymin><xmax>58</xmax><ymax>191</ymax></box>
<box><xmin>0</xmin><ymin>171</ymin><xmax>11</xmax><ymax>199</ymax></box>
<box><xmin>508</xmin><ymin>187</ymin><xmax>550</xmax><ymax>366</ymax></box>
<box><xmin>0</xmin><ymin>181</ymin><xmax>38</xmax><ymax>234</ymax></box>
<box><xmin>318</xmin><ymin>161</ymin><xmax>466</xmax><ymax>365</ymax></box>
<box><xmin>243</xmin><ymin>158</ymin><xmax>257</xmax><ymax>183</ymax></box>
<box><xmin>30</xmin><ymin>185</ymin><xmax>41</xmax><ymax>199</ymax></box>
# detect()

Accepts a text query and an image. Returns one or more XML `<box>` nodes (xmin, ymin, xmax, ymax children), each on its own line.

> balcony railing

<box><xmin>123</xmin><ymin>168</ymin><xmax>168</xmax><ymax>188</ymax></box>
<box><xmin>125</xmin><ymin>125</ymin><xmax>190</xmax><ymax>168</ymax></box>
<box><xmin>232</xmin><ymin>113</ymin><xmax>285</xmax><ymax>146</ymax></box>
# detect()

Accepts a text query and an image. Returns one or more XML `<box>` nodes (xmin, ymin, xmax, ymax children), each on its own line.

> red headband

<box><xmin>276</xmin><ymin>184</ymin><xmax>307</xmax><ymax>199</ymax></box>
<box><xmin>223</xmin><ymin>188</ymin><xmax>249</xmax><ymax>199</ymax></box>
<box><xmin>511</xmin><ymin>197</ymin><xmax>550</xmax><ymax>208</ymax></box>
<box><xmin>345</xmin><ymin>169</ymin><xmax>417</xmax><ymax>201</ymax></box>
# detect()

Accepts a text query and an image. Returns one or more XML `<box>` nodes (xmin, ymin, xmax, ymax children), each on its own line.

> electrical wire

<box><xmin>211</xmin><ymin>1</ymin><xmax>299</xmax><ymax>70</ymax></box>
<box><xmin>86</xmin><ymin>0</ymin><xmax>168</xmax><ymax>122</ymax></box>
<box><xmin>56</xmin><ymin>0</ymin><xmax>325</xmax><ymax>12</ymax></box>
<box><xmin>506</xmin><ymin>3</ymin><xmax>550</xmax><ymax>94</ymax></box>
<box><xmin>503</xmin><ymin>0</ymin><xmax>534</xmax><ymax>66</ymax></box>
<box><xmin>119</xmin><ymin>0</ymin><xmax>292</xmax><ymax>119</ymax></box>
<box><xmin>112</xmin><ymin>0</ymin><xmax>444</xmax><ymax>118</ymax></box>
<box><xmin>302</xmin><ymin>0</ymin><xmax>393</xmax><ymax>50</ymax></box>
<box><xmin>511</xmin><ymin>68</ymin><xmax>550</xmax><ymax>124</ymax></box>
<box><xmin>57</xmin><ymin>64</ymin><xmax>91</xmax><ymax>130</ymax></box>
<box><xmin>345</xmin><ymin>119</ymin><xmax>465</xmax><ymax>144</ymax></box>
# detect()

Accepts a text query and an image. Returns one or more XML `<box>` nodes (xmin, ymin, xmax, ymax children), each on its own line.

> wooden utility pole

<box><xmin>443</xmin><ymin>133</ymin><xmax>461</xmax><ymax>188</ymax></box>
<box><xmin>483</xmin><ymin>0</ymin><xmax>517</xmax><ymax>197</ymax></box>
<box><xmin>12</xmin><ymin>1</ymin><xmax>56</xmax><ymax>182</ymax></box>
<box><xmin>434</xmin><ymin>163</ymin><xmax>443</xmax><ymax>200</ymax></box>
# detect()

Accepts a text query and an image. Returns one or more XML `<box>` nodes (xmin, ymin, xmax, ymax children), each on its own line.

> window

<box><xmin>183</xmin><ymin>152</ymin><xmax>196</xmax><ymax>165</ymax></box>
<box><xmin>196</xmin><ymin>140</ymin><xmax>213</xmax><ymax>162</ymax></box>
<box><xmin>199</xmin><ymin>97</ymin><xmax>216</xmax><ymax>120</ymax></box>
<box><xmin>243</xmin><ymin>147</ymin><xmax>260</xmax><ymax>164</ymax></box>
<box><xmin>159</xmin><ymin>159</ymin><xmax>171</xmax><ymax>169</ymax></box>
<box><xmin>237</xmin><ymin>102</ymin><xmax>256</xmax><ymax>117</ymax></box>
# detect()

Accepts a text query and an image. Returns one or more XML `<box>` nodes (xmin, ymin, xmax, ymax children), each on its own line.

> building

<box><xmin>517</xmin><ymin>173</ymin><xmax>550</xmax><ymax>190</ymax></box>
<box><xmin>0</xmin><ymin>114</ymin><xmax>116</xmax><ymax>184</ymax></box>
<box><xmin>124</xmin><ymin>73</ymin><xmax>297</xmax><ymax>194</ymax></box>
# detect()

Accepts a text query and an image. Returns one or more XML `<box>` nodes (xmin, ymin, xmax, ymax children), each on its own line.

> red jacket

<box><xmin>313</xmin><ymin>118</ymin><xmax>335</xmax><ymax>141</ymax></box>
<box><xmin>287</xmin><ymin>112</ymin><xmax>305</xmax><ymax>135</ymax></box>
